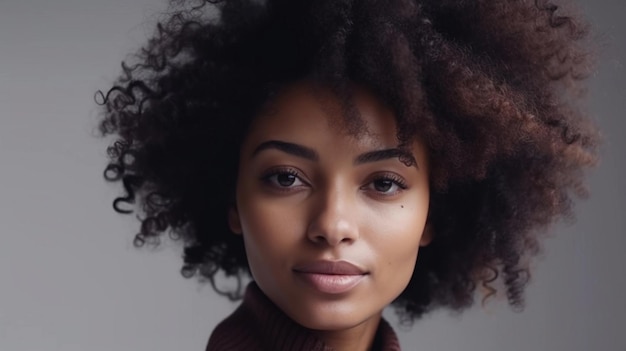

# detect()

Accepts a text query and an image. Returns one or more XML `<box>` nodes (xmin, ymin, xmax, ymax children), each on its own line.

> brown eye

<box><xmin>261</xmin><ymin>168</ymin><xmax>306</xmax><ymax>190</ymax></box>
<box><xmin>363</xmin><ymin>173</ymin><xmax>408</xmax><ymax>196</ymax></box>
<box><xmin>276</xmin><ymin>173</ymin><xmax>297</xmax><ymax>187</ymax></box>
<box><xmin>373</xmin><ymin>179</ymin><xmax>393</xmax><ymax>192</ymax></box>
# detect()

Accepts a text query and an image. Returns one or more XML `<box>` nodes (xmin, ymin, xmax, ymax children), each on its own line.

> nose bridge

<box><xmin>307</xmin><ymin>180</ymin><xmax>359</xmax><ymax>246</ymax></box>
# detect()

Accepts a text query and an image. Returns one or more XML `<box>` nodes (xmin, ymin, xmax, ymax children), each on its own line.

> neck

<box><xmin>312</xmin><ymin>312</ymin><xmax>382</xmax><ymax>351</ymax></box>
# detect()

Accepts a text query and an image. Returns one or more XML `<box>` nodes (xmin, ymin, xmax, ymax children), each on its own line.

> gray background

<box><xmin>0</xmin><ymin>1</ymin><xmax>624</xmax><ymax>350</ymax></box>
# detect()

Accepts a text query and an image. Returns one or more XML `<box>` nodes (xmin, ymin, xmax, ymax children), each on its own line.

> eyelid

<box><xmin>260</xmin><ymin>166</ymin><xmax>306</xmax><ymax>181</ymax></box>
<box><xmin>259</xmin><ymin>166</ymin><xmax>310</xmax><ymax>191</ymax></box>
<box><xmin>370</xmin><ymin>172</ymin><xmax>408</xmax><ymax>188</ymax></box>
<box><xmin>361</xmin><ymin>171</ymin><xmax>409</xmax><ymax>197</ymax></box>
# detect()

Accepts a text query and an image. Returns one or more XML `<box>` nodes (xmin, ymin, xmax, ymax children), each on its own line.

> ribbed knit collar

<box><xmin>207</xmin><ymin>282</ymin><xmax>402</xmax><ymax>351</ymax></box>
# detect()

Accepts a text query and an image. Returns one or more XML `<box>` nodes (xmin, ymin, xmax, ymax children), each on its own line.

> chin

<box><xmin>288</xmin><ymin>302</ymin><xmax>377</xmax><ymax>331</ymax></box>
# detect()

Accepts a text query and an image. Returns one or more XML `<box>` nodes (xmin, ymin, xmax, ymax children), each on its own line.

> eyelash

<box><xmin>260</xmin><ymin>168</ymin><xmax>408</xmax><ymax>196</ymax></box>
<box><xmin>260</xmin><ymin>167</ymin><xmax>308</xmax><ymax>191</ymax></box>
<box><xmin>364</xmin><ymin>173</ymin><xmax>408</xmax><ymax>196</ymax></box>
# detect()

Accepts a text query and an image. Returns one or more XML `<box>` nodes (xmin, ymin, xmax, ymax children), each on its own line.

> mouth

<box><xmin>293</xmin><ymin>260</ymin><xmax>368</xmax><ymax>294</ymax></box>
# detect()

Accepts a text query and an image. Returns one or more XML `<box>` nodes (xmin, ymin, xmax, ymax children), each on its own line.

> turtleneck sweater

<box><xmin>206</xmin><ymin>283</ymin><xmax>402</xmax><ymax>351</ymax></box>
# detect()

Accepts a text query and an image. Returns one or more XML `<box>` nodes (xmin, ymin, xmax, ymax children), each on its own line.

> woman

<box><xmin>97</xmin><ymin>0</ymin><xmax>598</xmax><ymax>350</ymax></box>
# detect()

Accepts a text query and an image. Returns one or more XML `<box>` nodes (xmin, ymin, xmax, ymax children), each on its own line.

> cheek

<box><xmin>241</xmin><ymin>194</ymin><xmax>300</xmax><ymax>230</ymax></box>
<box><xmin>238</xmin><ymin>202</ymin><xmax>286</xmax><ymax>282</ymax></box>
<box><xmin>237</xmin><ymin>192</ymin><xmax>304</xmax><ymax>260</ymax></box>
<box><xmin>376</xmin><ymin>223</ymin><xmax>422</xmax><ymax>267</ymax></box>
<box><xmin>373</xmin><ymin>227</ymin><xmax>421</xmax><ymax>292</ymax></box>
<box><xmin>366</xmin><ymin>203</ymin><xmax>427</xmax><ymax>275</ymax></box>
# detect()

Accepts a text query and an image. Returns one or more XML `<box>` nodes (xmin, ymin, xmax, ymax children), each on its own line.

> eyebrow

<box><xmin>355</xmin><ymin>148</ymin><xmax>417</xmax><ymax>168</ymax></box>
<box><xmin>252</xmin><ymin>140</ymin><xmax>319</xmax><ymax>161</ymax></box>
<box><xmin>251</xmin><ymin>140</ymin><xmax>418</xmax><ymax>168</ymax></box>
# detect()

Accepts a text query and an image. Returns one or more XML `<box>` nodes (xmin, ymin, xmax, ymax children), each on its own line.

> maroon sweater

<box><xmin>206</xmin><ymin>283</ymin><xmax>402</xmax><ymax>351</ymax></box>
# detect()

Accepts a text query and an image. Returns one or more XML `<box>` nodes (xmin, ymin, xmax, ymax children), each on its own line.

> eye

<box><xmin>261</xmin><ymin>168</ymin><xmax>306</xmax><ymax>189</ymax></box>
<box><xmin>372</xmin><ymin>179</ymin><xmax>395</xmax><ymax>192</ymax></box>
<box><xmin>363</xmin><ymin>173</ymin><xmax>408</xmax><ymax>196</ymax></box>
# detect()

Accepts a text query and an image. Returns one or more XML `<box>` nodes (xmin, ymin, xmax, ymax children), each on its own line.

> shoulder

<box><xmin>206</xmin><ymin>306</ymin><xmax>262</xmax><ymax>351</ymax></box>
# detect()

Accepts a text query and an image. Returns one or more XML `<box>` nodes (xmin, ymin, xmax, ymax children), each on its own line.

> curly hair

<box><xmin>97</xmin><ymin>0</ymin><xmax>598</xmax><ymax>323</ymax></box>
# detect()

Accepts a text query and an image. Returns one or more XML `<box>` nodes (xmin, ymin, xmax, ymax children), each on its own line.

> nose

<box><xmin>306</xmin><ymin>185</ymin><xmax>359</xmax><ymax>246</ymax></box>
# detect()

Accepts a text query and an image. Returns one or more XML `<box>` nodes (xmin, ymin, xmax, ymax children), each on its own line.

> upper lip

<box><xmin>293</xmin><ymin>260</ymin><xmax>367</xmax><ymax>275</ymax></box>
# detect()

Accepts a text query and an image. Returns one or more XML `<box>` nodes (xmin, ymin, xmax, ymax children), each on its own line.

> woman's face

<box><xmin>229</xmin><ymin>82</ymin><xmax>431</xmax><ymax>332</ymax></box>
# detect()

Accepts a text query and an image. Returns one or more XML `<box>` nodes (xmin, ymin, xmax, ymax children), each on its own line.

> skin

<box><xmin>229</xmin><ymin>81</ymin><xmax>431</xmax><ymax>351</ymax></box>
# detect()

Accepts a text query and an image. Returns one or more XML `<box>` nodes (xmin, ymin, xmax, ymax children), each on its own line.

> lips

<box><xmin>293</xmin><ymin>260</ymin><xmax>367</xmax><ymax>275</ymax></box>
<box><xmin>293</xmin><ymin>260</ymin><xmax>368</xmax><ymax>294</ymax></box>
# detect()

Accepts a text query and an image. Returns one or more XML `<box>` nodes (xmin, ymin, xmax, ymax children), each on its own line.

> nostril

<box><xmin>312</xmin><ymin>235</ymin><xmax>325</xmax><ymax>243</ymax></box>
<box><xmin>306</xmin><ymin>201</ymin><xmax>360</xmax><ymax>246</ymax></box>
<box><xmin>308</xmin><ymin>232</ymin><xmax>355</xmax><ymax>247</ymax></box>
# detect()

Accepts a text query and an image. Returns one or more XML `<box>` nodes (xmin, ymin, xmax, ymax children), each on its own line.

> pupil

<box><xmin>374</xmin><ymin>179</ymin><xmax>392</xmax><ymax>192</ymax></box>
<box><xmin>277</xmin><ymin>173</ymin><xmax>296</xmax><ymax>186</ymax></box>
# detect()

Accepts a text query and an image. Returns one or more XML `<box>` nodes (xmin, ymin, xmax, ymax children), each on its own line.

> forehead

<box><xmin>244</xmin><ymin>81</ymin><xmax>400</xmax><ymax>151</ymax></box>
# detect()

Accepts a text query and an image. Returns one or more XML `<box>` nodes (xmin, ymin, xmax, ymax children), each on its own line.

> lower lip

<box><xmin>295</xmin><ymin>272</ymin><xmax>365</xmax><ymax>294</ymax></box>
